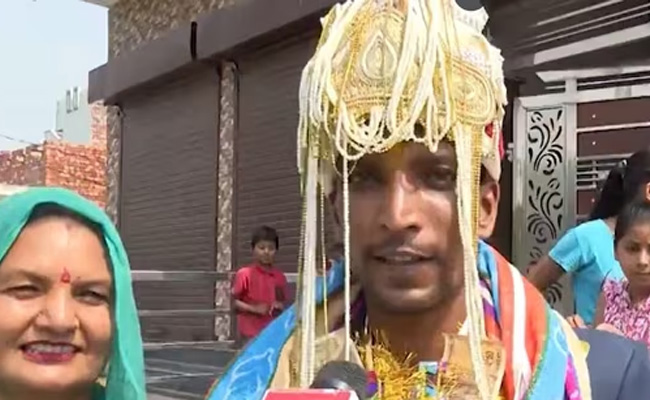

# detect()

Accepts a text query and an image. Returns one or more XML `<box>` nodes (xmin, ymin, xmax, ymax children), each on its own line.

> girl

<box><xmin>528</xmin><ymin>148</ymin><xmax>650</xmax><ymax>326</ymax></box>
<box><xmin>0</xmin><ymin>188</ymin><xmax>145</xmax><ymax>400</ymax></box>
<box><xmin>594</xmin><ymin>200</ymin><xmax>650</xmax><ymax>346</ymax></box>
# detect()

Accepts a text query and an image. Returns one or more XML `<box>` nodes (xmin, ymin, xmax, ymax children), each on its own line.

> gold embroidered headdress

<box><xmin>295</xmin><ymin>0</ymin><xmax>507</xmax><ymax>398</ymax></box>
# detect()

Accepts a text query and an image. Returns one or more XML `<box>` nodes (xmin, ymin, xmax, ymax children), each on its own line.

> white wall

<box><xmin>55</xmin><ymin>88</ymin><xmax>92</xmax><ymax>145</ymax></box>
<box><xmin>0</xmin><ymin>183</ymin><xmax>27</xmax><ymax>200</ymax></box>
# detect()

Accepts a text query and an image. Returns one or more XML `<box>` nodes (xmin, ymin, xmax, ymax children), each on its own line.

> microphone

<box><xmin>310</xmin><ymin>361</ymin><xmax>368</xmax><ymax>398</ymax></box>
<box><xmin>263</xmin><ymin>361</ymin><xmax>368</xmax><ymax>400</ymax></box>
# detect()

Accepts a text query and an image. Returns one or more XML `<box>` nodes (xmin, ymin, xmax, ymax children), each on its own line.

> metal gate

<box><xmin>513</xmin><ymin>68</ymin><xmax>650</xmax><ymax>315</ymax></box>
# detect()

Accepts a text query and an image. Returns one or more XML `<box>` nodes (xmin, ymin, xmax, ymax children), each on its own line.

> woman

<box><xmin>528</xmin><ymin>148</ymin><xmax>650</xmax><ymax>326</ymax></box>
<box><xmin>0</xmin><ymin>187</ymin><xmax>145</xmax><ymax>400</ymax></box>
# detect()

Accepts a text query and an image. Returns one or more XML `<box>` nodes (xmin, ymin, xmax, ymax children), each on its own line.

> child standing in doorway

<box><xmin>232</xmin><ymin>226</ymin><xmax>288</xmax><ymax>346</ymax></box>
<box><xmin>594</xmin><ymin>201</ymin><xmax>650</xmax><ymax>347</ymax></box>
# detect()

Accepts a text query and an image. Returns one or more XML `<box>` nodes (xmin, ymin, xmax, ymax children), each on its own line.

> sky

<box><xmin>0</xmin><ymin>0</ymin><xmax>107</xmax><ymax>150</ymax></box>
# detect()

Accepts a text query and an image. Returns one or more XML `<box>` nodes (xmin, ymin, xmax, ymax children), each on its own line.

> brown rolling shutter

<box><xmin>119</xmin><ymin>67</ymin><xmax>220</xmax><ymax>342</ymax></box>
<box><xmin>234</xmin><ymin>33</ymin><xmax>319</xmax><ymax>299</ymax></box>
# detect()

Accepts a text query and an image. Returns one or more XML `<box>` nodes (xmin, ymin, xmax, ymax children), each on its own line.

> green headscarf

<box><xmin>0</xmin><ymin>187</ymin><xmax>146</xmax><ymax>400</ymax></box>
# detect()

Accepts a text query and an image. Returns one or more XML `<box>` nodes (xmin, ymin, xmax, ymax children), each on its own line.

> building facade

<box><xmin>0</xmin><ymin>102</ymin><xmax>108</xmax><ymax>207</ymax></box>
<box><xmin>86</xmin><ymin>0</ymin><xmax>650</xmax><ymax>342</ymax></box>
<box><xmin>54</xmin><ymin>87</ymin><xmax>103</xmax><ymax>146</ymax></box>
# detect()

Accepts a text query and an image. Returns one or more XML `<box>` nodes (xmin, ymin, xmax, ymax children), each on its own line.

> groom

<box><xmin>207</xmin><ymin>0</ymin><xmax>650</xmax><ymax>399</ymax></box>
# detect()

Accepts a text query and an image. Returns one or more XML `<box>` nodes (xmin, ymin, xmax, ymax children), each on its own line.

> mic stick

<box><xmin>310</xmin><ymin>361</ymin><xmax>368</xmax><ymax>400</ymax></box>
<box><xmin>262</xmin><ymin>361</ymin><xmax>368</xmax><ymax>399</ymax></box>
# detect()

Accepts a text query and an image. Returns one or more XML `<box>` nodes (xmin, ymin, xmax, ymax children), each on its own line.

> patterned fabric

<box><xmin>478</xmin><ymin>242</ymin><xmax>587</xmax><ymax>400</ymax></box>
<box><xmin>206</xmin><ymin>241</ymin><xmax>590</xmax><ymax>400</ymax></box>
<box><xmin>0</xmin><ymin>188</ymin><xmax>146</xmax><ymax>400</ymax></box>
<box><xmin>603</xmin><ymin>279</ymin><xmax>650</xmax><ymax>348</ymax></box>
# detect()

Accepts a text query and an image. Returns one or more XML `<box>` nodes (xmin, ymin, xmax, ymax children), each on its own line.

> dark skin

<box><xmin>234</xmin><ymin>299</ymin><xmax>270</xmax><ymax>316</ymax></box>
<box><xmin>331</xmin><ymin>141</ymin><xmax>500</xmax><ymax>362</ymax></box>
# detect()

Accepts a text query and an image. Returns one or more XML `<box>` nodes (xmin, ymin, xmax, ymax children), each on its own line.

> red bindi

<box><xmin>60</xmin><ymin>268</ymin><xmax>71</xmax><ymax>284</ymax></box>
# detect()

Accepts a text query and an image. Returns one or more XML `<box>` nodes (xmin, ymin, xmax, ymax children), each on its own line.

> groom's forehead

<box><xmin>335</xmin><ymin>141</ymin><xmax>457</xmax><ymax>171</ymax></box>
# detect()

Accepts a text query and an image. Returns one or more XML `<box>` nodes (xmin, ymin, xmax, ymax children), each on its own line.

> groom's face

<box><xmin>331</xmin><ymin>140</ymin><xmax>500</xmax><ymax>314</ymax></box>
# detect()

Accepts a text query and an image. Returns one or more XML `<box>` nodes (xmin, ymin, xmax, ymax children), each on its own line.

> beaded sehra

<box><xmin>294</xmin><ymin>1</ymin><xmax>508</xmax><ymax>399</ymax></box>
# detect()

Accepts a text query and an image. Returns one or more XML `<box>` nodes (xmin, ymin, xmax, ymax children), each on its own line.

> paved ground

<box><xmin>145</xmin><ymin>343</ymin><xmax>237</xmax><ymax>399</ymax></box>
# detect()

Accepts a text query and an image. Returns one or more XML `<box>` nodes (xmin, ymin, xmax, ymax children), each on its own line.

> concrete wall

<box><xmin>104</xmin><ymin>0</ymin><xmax>238</xmax><ymax>224</ymax></box>
<box><xmin>54</xmin><ymin>89</ymin><xmax>108</xmax><ymax>148</ymax></box>
<box><xmin>55</xmin><ymin>88</ymin><xmax>93</xmax><ymax>145</ymax></box>
<box><xmin>108</xmin><ymin>0</ymin><xmax>235</xmax><ymax>58</ymax></box>
<box><xmin>0</xmin><ymin>184</ymin><xmax>27</xmax><ymax>201</ymax></box>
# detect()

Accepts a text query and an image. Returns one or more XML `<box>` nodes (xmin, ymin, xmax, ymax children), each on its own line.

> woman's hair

<box><xmin>589</xmin><ymin>147</ymin><xmax>650</xmax><ymax>220</ymax></box>
<box><xmin>614</xmin><ymin>200</ymin><xmax>650</xmax><ymax>246</ymax></box>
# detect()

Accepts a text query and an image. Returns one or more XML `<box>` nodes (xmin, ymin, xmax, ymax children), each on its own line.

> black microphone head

<box><xmin>310</xmin><ymin>361</ymin><xmax>367</xmax><ymax>399</ymax></box>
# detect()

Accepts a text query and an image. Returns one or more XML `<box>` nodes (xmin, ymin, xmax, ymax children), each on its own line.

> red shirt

<box><xmin>232</xmin><ymin>264</ymin><xmax>288</xmax><ymax>338</ymax></box>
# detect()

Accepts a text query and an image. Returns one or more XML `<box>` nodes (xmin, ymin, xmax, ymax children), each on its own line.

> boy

<box><xmin>232</xmin><ymin>226</ymin><xmax>288</xmax><ymax>346</ymax></box>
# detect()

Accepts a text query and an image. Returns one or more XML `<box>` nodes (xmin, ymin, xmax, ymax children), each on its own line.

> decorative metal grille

<box><xmin>514</xmin><ymin>103</ymin><xmax>576</xmax><ymax>316</ymax></box>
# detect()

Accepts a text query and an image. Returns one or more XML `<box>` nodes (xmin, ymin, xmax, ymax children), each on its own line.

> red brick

<box><xmin>0</xmin><ymin>104</ymin><xmax>108</xmax><ymax>208</ymax></box>
<box><xmin>44</xmin><ymin>142</ymin><xmax>107</xmax><ymax>208</ymax></box>
<box><xmin>0</xmin><ymin>145</ymin><xmax>45</xmax><ymax>185</ymax></box>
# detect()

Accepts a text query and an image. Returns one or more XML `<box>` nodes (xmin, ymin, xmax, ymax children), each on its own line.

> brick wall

<box><xmin>0</xmin><ymin>142</ymin><xmax>107</xmax><ymax>208</ymax></box>
<box><xmin>0</xmin><ymin>103</ymin><xmax>108</xmax><ymax>208</ymax></box>
<box><xmin>44</xmin><ymin>142</ymin><xmax>107</xmax><ymax>208</ymax></box>
<box><xmin>0</xmin><ymin>146</ymin><xmax>45</xmax><ymax>185</ymax></box>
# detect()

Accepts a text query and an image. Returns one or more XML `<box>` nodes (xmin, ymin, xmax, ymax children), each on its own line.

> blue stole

<box><xmin>206</xmin><ymin>242</ymin><xmax>576</xmax><ymax>400</ymax></box>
